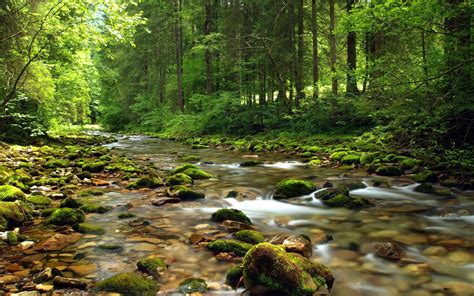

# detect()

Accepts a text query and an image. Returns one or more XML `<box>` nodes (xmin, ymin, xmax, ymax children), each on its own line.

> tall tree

<box><xmin>329</xmin><ymin>0</ymin><xmax>338</xmax><ymax>94</ymax></box>
<box><xmin>174</xmin><ymin>0</ymin><xmax>184</xmax><ymax>112</ymax></box>
<box><xmin>346</xmin><ymin>0</ymin><xmax>358</xmax><ymax>94</ymax></box>
<box><xmin>311</xmin><ymin>0</ymin><xmax>319</xmax><ymax>100</ymax></box>
<box><xmin>204</xmin><ymin>0</ymin><xmax>213</xmax><ymax>95</ymax></box>
<box><xmin>295</xmin><ymin>0</ymin><xmax>305</xmax><ymax>104</ymax></box>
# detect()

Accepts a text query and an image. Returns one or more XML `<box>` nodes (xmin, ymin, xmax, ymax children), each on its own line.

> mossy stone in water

<box><xmin>44</xmin><ymin>159</ymin><xmax>70</xmax><ymax>168</ymax></box>
<box><xmin>7</xmin><ymin>231</ymin><xmax>18</xmax><ymax>245</ymax></box>
<box><xmin>95</xmin><ymin>273</ymin><xmax>158</xmax><ymax>296</ymax></box>
<box><xmin>25</xmin><ymin>195</ymin><xmax>51</xmax><ymax>206</ymax></box>
<box><xmin>341</xmin><ymin>154</ymin><xmax>360</xmax><ymax>165</ymax></box>
<box><xmin>81</xmin><ymin>161</ymin><xmax>106</xmax><ymax>173</ymax></box>
<box><xmin>49</xmin><ymin>208</ymin><xmax>85</xmax><ymax>225</ymax></box>
<box><xmin>322</xmin><ymin>194</ymin><xmax>352</xmax><ymax>207</ymax></box>
<box><xmin>414</xmin><ymin>183</ymin><xmax>451</xmax><ymax>197</ymax></box>
<box><xmin>178</xmin><ymin>278</ymin><xmax>208</xmax><ymax>294</ymax></box>
<box><xmin>226</xmin><ymin>265</ymin><xmax>243</xmax><ymax>288</ymax></box>
<box><xmin>208</xmin><ymin>239</ymin><xmax>252</xmax><ymax>257</ymax></box>
<box><xmin>74</xmin><ymin>223</ymin><xmax>105</xmax><ymax>234</ymax></box>
<box><xmin>273</xmin><ymin>179</ymin><xmax>316</xmax><ymax>199</ymax></box>
<box><xmin>174</xmin><ymin>186</ymin><xmax>205</xmax><ymax>200</ymax></box>
<box><xmin>375</xmin><ymin>165</ymin><xmax>402</xmax><ymax>176</ymax></box>
<box><xmin>243</xmin><ymin>243</ymin><xmax>334</xmax><ymax>296</ymax></box>
<box><xmin>127</xmin><ymin>175</ymin><xmax>163</xmax><ymax>189</ymax></box>
<box><xmin>211</xmin><ymin>208</ymin><xmax>251</xmax><ymax>224</ymax></box>
<box><xmin>137</xmin><ymin>256</ymin><xmax>166</xmax><ymax>276</ymax></box>
<box><xmin>60</xmin><ymin>197</ymin><xmax>83</xmax><ymax>209</ymax></box>
<box><xmin>413</xmin><ymin>170</ymin><xmax>437</xmax><ymax>183</ymax></box>
<box><xmin>166</xmin><ymin>173</ymin><xmax>193</xmax><ymax>186</ymax></box>
<box><xmin>97</xmin><ymin>243</ymin><xmax>123</xmax><ymax>252</ymax></box>
<box><xmin>329</xmin><ymin>151</ymin><xmax>349</xmax><ymax>161</ymax></box>
<box><xmin>0</xmin><ymin>185</ymin><xmax>25</xmax><ymax>201</ymax></box>
<box><xmin>181</xmin><ymin>168</ymin><xmax>213</xmax><ymax>180</ymax></box>
<box><xmin>178</xmin><ymin>155</ymin><xmax>200</xmax><ymax>162</ymax></box>
<box><xmin>240</xmin><ymin>160</ymin><xmax>263</xmax><ymax>167</ymax></box>
<box><xmin>173</xmin><ymin>164</ymin><xmax>199</xmax><ymax>174</ymax></box>
<box><xmin>233</xmin><ymin>230</ymin><xmax>265</xmax><ymax>245</ymax></box>
<box><xmin>80</xmin><ymin>204</ymin><xmax>110</xmax><ymax>214</ymax></box>
<box><xmin>0</xmin><ymin>201</ymin><xmax>32</xmax><ymax>231</ymax></box>
<box><xmin>400</xmin><ymin>158</ymin><xmax>417</xmax><ymax>170</ymax></box>
<box><xmin>118</xmin><ymin>213</ymin><xmax>136</xmax><ymax>219</ymax></box>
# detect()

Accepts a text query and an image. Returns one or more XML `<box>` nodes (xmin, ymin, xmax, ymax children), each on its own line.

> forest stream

<box><xmin>7</xmin><ymin>133</ymin><xmax>471</xmax><ymax>295</ymax></box>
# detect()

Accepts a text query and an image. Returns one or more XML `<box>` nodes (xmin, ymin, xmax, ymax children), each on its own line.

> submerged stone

<box><xmin>273</xmin><ymin>179</ymin><xmax>316</xmax><ymax>199</ymax></box>
<box><xmin>0</xmin><ymin>185</ymin><xmax>25</xmax><ymax>202</ymax></box>
<box><xmin>73</xmin><ymin>223</ymin><xmax>105</xmax><ymax>235</ymax></box>
<box><xmin>95</xmin><ymin>273</ymin><xmax>158</xmax><ymax>296</ymax></box>
<box><xmin>166</xmin><ymin>173</ymin><xmax>193</xmax><ymax>186</ymax></box>
<box><xmin>178</xmin><ymin>278</ymin><xmax>208</xmax><ymax>294</ymax></box>
<box><xmin>136</xmin><ymin>255</ymin><xmax>166</xmax><ymax>277</ymax></box>
<box><xmin>243</xmin><ymin>243</ymin><xmax>334</xmax><ymax>296</ymax></box>
<box><xmin>211</xmin><ymin>208</ymin><xmax>252</xmax><ymax>224</ymax></box>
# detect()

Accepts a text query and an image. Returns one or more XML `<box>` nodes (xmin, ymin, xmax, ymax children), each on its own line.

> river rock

<box><xmin>220</xmin><ymin>220</ymin><xmax>255</xmax><ymax>233</ymax></box>
<box><xmin>68</xmin><ymin>264</ymin><xmax>98</xmax><ymax>276</ymax></box>
<box><xmin>53</xmin><ymin>276</ymin><xmax>87</xmax><ymax>290</ymax></box>
<box><xmin>423</xmin><ymin>246</ymin><xmax>447</xmax><ymax>256</ymax></box>
<box><xmin>151</xmin><ymin>197</ymin><xmax>180</xmax><ymax>206</ymax></box>
<box><xmin>35</xmin><ymin>284</ymin><xmax>54</xmax><ymax>292</ymax></box>
<box><xmin>36</xmin><ymin>233</ymin><xmax>81</xmax><ymax>251</ymax></box>
<box><xmin>19</xmin><ymin>241</ymin><xmax>35</xmax><ymax>250</ymax></box>
<box><xmin>11</xmin><ymin>292</ymin><xmax>40</xmax><ymax>296</ymax></box>
<box><xmin>33</xmin><ymin>268</ymin><xmax>60</xmax><ymax>283</ymax></box>
<box><xmin>282</xmin><ymin>235</ymin><xmax>313</xmax><ymax>258</ymax></box>
<box><xmin>374</xmin><ymin>242</ymin><xmax>405</xmax><ymax>260</ymax></box>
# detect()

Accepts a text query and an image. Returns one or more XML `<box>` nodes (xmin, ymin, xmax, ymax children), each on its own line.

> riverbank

<box><xmin>1</xmin><ymin>132</ymin><xmax>473</xmax><ymax>295</ymax></box>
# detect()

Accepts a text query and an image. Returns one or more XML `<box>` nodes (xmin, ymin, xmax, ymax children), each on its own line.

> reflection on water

<box><xmin>44</xmin><ymin>134</ymin><xmax>474</xmax><ymax>294</ymax></box>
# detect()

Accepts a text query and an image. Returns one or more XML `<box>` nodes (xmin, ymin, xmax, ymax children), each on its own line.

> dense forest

<box><xmin>1</xmin><ymin>0</ymin><xmax>472</xmax><ymax>148</ymax></box>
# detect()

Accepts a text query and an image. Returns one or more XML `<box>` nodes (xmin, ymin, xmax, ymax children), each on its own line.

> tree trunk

<box><xmin>311</xmin><ymin>0</ymin><xmax>319</xmax><ymax>101</ymax></box>
<box><xmin>204</xmin><ymin>0</ymin><xmax>213</xmax><ymax>95</ymax></box>
<box><xmin>295</xmin><ymin>0</ymin><xmax>305</xmax><ymax>104</ymax></box>
<box><xmin>346</xmin><ymin>0</ymin><xmax>358</xmax><ymax>94</ymax></box>
<box><xmin>174</xmin><ymin>0</ymin><xmax>184</xmax><ymax>112</ymax></box>
<box><xmin>288</xmin><ymin>0</ymin><xmax>296</xmax><ymax>109</ymax></box>
<box><xmin>329</xmin><ymin>0</ymin><xmax>338</xmax><ymax>94</ymax></box>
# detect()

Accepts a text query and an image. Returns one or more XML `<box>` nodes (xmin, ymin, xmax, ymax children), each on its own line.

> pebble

<box><xmin>35</xmin><ymin>284</ymin><xmax>54</xmax><ymax>292</ymax></box>
<box><xmin>369</xmin><ymin>230</ymin><xmax>399</xmax><ymax>238</ymax></box>
<box><xmin>447</xmin><ymin>251</ymin><xmax>472</xmax><ymax>264</ymax></box>
<box><xmin>0</xmin><ymin>275</ymin><xmax>20</xmax><ymax>284</ymax></box>
<box><xmin>423</xmin><ymin>246</ymin><xmax>447</xmax><ymax>256</ymax></box>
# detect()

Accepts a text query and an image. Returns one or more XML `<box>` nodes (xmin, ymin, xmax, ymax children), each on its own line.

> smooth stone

<box><xmin>402</xmin><ymin>263</ymin><xmax>431</xmax><ymax>275</ymax></box>
<box><xmin>19</xmin><ymin>241</ymin><xmax>35</xmax><ymax>250</ymax></box>
<box><xmin>0</xmin><ymin>275</ymin><xmax>20</xmax><ymax>284</ymax></box>
<box><xmin>374</xmin><ymin>242</ymin><xmax>405</xmax><ymax>260</ymax></box>
<box><xmin>35</xmin><ymin>284</ymin><xmax>54</xmax><ymax>292</ymax></box>
<box><xmin>152</xmin><ymin>197</ymin><xmax>180</xmax><ymax>206</ymax></box>
<box><xmin>36</xmin><ymin>233</ymin><xmax>81</xmax><ymax>251</ymax></box>
<box><xmin>11</xmin><ymin>292</ymin><xmax>40</xmax><ymax>296</ymax></box>
<box><xmin>393</xmin><ymin>234</ymin><xmax>428</xmax><ymax>245</ymax></box>
<box><xmin>68</xmin><ymin>264</ymin><xmax>98</xmax><ymax>276</ymax></box>
<box><xmin>369</xmin><ymin>230</ymin><xmax>400</xmax><ymax>238</ymax></box>
<box><xmin>282</xmin><ymin>235</ymin><xmax>313</xmax><ymax>258</ymax></box>
<box><xmin>447</xmin><ymin>251</ymin><xmax>472</xmax><ymax>263</ymax></box>
<box><xmin>423</xmin><ymin>246</ymin><xmax>447</xmax><ymax>256</ymax></box>
<box><xmin>53</xmin><ymin>276</ymin><xmax>87</xmax><ymax>290</ymax></box>
<box><xmin>194</xmin><ymin>224</ymin><xmax>211</xmax><ymax>230</ymax></box>
<box><xmin>5</xmin><ymin>264</ymin><xmax>23</xmax><ymax>272</ymax></box>
<box><xmin>220</xmin><ymin>220</ymin><xmax>255</xmax><ymax>233</ymax></box>
<box><xmin>77</xmin><ymin>242</ymin><xmax>97</xmax><ymax>249</ymax></box>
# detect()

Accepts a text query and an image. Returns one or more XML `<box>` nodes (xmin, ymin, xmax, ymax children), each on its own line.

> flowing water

<box><xmin>29</xmin><ymin>134</ymin><xmax>474</xmax><ymax>295</ymax></box>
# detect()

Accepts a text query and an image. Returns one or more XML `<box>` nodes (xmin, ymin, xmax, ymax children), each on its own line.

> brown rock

<box><xmin>152</xmin><ymin>197</ymin><xmax>180</xmax><ymax>206</ymax></box>
<box><xmin>283</xmin><ymin>235</ymin><xmax>313</xmax><ymax>258</ymax></box>
<box><xmin>91</xmin><ymin>178</ymin><xmax>110</xmax><ymax>186</ymax></box>
<box><xmin>53</xmin><ymin>276</ymin><xmax>87</xmax><ymax>290</ymax></box>
<box><xmin>68</xmin><ymin>264</ymin><xmax>98</xmax><ymax>277</ymax></box>
<box><xmin>220</xmin><ymin>220</ymin><xmax>256</xmax><ymax>233</ymax></box>
<box><xmin>0</xmin><ymin>275</ymin><xmax>20</xmax><ymax>284</ymax></box>
<box><xmin>374</xmin><ymin>242</ymin><xmax>405</xmax><ymax>260</ymax></box>
<box><xmin>36</xmin><ymin>233</ymin><xmax>81</xmax><ymax>252</ymax></box>
<box><xmin>5</xmin><ymin>264</ymin><xmax>23</xmax><ymax>272</ymax></box>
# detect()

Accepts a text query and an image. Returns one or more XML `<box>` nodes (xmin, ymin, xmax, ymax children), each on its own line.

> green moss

<box><xmin>340</xmin><ymin>154</ymin><xmax>360</xmax><ymax>165</ymax></box>
<box><xmin>178</xmin><ymin>278</ymin><xmax>208</xmax><ymax>294</ymax></box>
<box><xmin>273</xmin><ymin>179</ymin><xmax>316</xmax><ymax>199</ymax></box>
<box><xmin>414</xmin><ymin>183</ymin><xmax>451</xmax><ymax>196</ymax></box>
<box><xmin>82</xmin><ymin>161</ymin><xmax>106</xmax><ymax>173</ymax></box>
<box><xmin>360</xmin><ymin>153</ymin><xmax>374</xmax><ymax>165</ymax></box>
<box><xmin>211</xmin><ymin>208</ymin><xmax>252</xmax><ymax>224</ymax></box>
<box><xmin>226</xmin><ymin>265</ymin><xmax>243</xmax><ymax>288</ymax></box>
<box><xmin>127</xmin><ymin>175</ymin><xmax>163</xmax><ymax>189</ymax></box>
<box><xmin>242</xmin><ymin>243</ymin><xmax>334</xmax><ymax>295</ymax></box>
<box><xmin>240</xmin><ymin>160</ymin><xmax>263</xmax><ymax>167</ymax></box>
<box><xmin>74</xmin><ymin>223</ymin><xmax>105</xmax><ymax>234</ymax></box>
<box><xmin>208</xmin><ymin>239</ymin><xmax>252</xmax><ymax>257</ymax></box>
<box><xmin>413</xmin><ymin>170</ymin><xmax>437</xmax><ymax>183</ymax></box>
<box><xmin>181</xmin><ymin>168</ymin><xmax>213</xmax><ymax>179</ymax></box>
<box><xmin>375</xmin><ymin>165</ymin><xmax>402</xmax><ymax>176</ymax></box>
<box><xmin>18</xmin><ymin>162</ymin><xmax>33</xmax><ymax>169</ymax></box>
<box><xmin>137</xmin><ymin>256</ymin><xmax>166</xmax><ymax>276</ymax></box>
<box><xmin>166</xmin><ymin>173</ymin><xmax>193</xmax><ymax>186</ymax></box>
<box><xmin>95</xmin><ymin>273</ymin><xmax>158</xmax><ymax>296</ymax></box>
<box><xmin>118</xmin><ymin>213</ymin><xmax>136</xmax><ymax>219</ymax></box>
<box><xmin>79</xmin><ymin>189</ymin><xmax>105</xmax><ymax>196</ymax></box>
<box><xmin>60</xmin><ymin>197</ymin><xmax>83</xmax><ymax>209</ymax></box>
<box><xmin>400</xmin><ymin>158</ymin><xmax>417</xmax><ymax>170</ymax></box>
<box><xmin>49</xmin><ymin>208</ymin><xmax>85</xmax><ymax>225</ymax></box>
<box><xmin>233</xmin><ymin>230</ymin><xmax>265</xmax><ymax>245</ymax></box>
<box><xmin>25</xmin><ymin>195</ymin><xmax>51</xmax><ymax>206</ymax></box>
<box><xmin>105</xmin><ymin>163</ymin><xmax>139</xmax><ymax>173</ymax></box>
<box><xmin>322</xmin><ymin>194</ymin><xmax>352</xmax><ymax>207</ymax></box>
<box><xmin>45</xmin><ymin>159</ymin><xmax>70</xmax><ymax>168</ymax></box>
<box><xmin>7</xmin><ymin>231</ymin><xmax>18</xmax><ymax>245</ymax></box>
<box><xmin>329</xmin><ymin>151</ymin><xmax>348</xmax><ymax>161</ymax></box>
<box><xmin>174</xmin><ymin>186</ymin><xmax>205</xmax><ymax>200</ymax></box>
<box><xmin>97</xmin><ymin>244</ymin><xmax>123</xmax><ymax>252</ymax></box>
<box><xmin>80</xmin><ymin>204</ymin><xmax>110</xmax><ymax>214</ymax></box>
<box><xmin>0</xmin><ymin>185</ymin><xmax>25</xmax><ymax>201</ymax></box>
<box><xmin>173</xmin><ymin>164</ymin><xmax>200</xmax><ymax>174</ymax></box>
<box><xmin>308</xmin><ymin>158</ymin><xmax>321</xmax><ymax>166</ymax></box>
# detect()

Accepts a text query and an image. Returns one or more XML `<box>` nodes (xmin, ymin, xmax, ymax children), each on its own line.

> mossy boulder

<box><xmin>173</xmin><ymin>164</ymin><xmax>200</xmax><ymax>174</ymax></box>
<box><xmin>49</xmin><ymin>208</ymin><xmax>85</xmax><ymax>226</ymax></box>
<box><xmin>74</xmin><ymin>223</ymin><xmax>105</xmax><ymax>234</ymax></box>
<box><xmin>173</xmin><ymin>186</ymin><xmax>205</xmax><ymax>200</ymax></box>
<box><xmin>0</xmin><ymin>201</ymin><xmax>32</xmax><ymax>230</ymax></box>
<box><xmin>60</xmin><ymin>197</ymin><xmax>83</xmax><ymax>209</ymax></box>
<box><xmin>211</xmin><ymin>208</ymin><xmax>252</xmax><ymax>224</ymax></box>
<box><xmin>340</xmin><ymin>154</ymin><xmax>360</xmax><ymax>165</ymax></box>
<box><xmin>414</xmin><ymin>183</ymin><xmax>452</xmax><ymax>197</ymax></box>
<box><xmin>243</xmin><ymin>243</ymin><xmax>334</xmax><ymax>296</ymax></box>
<box><xmin>80</xmin><ymin>204</ymin><xmax>110</xmax><ymax>214</ymax></box>
<box><xmin>375</xmin><ymin>165</ymin><xmax>402</xmax><ymax>176</ymax></box>
<box><xmin>178</xmin><ymin>155</ymin><xmax>200</xmax><ymax>162</ymax></box>
<box><xmin>240</xmin><ymin>160</ymin><xmax>263</xmax><ymax>167</ymax></box>
<box><xmin>413</xmin><ymin>170</ymin><xmax>437</xmax><ymax>183</ymax></box>
<box><xmin>226</xmin><ymin>265</ymin><xmax>244</xmax><ymax>289</ymax></box>
<box><xmin>399</xmin><ymin>158</ymin><xmax>417</xmax><ymax>170</ymax></box>
<box><xmin>118</xmin><ymin>213</ymin><xmax>136</xmax><ymax>219</ymax></box>
<box><xmin>166</xmin><ymin>173</ymin><xmax>193</xmax><ymax>186</ymax></box>
<box><xmin>208</xmin><ymin>239</ymin><xmax>252</xmax><ymax>257</ymax></box>
<box><xmin>25</xmin><ymin>195</ymin><xmax>51</xmax><ymax>206</ymax></box>
<box><xmin>137</xmin><ymin>256</ymin><xmax>166</xmax><ymax>277</ymax></box>
<box><xmin>181</xmin><ymin>168</ymin><xmax>213</xmax><ymax>180</ymax></box>
<box><xmin>82</xmin><ymin>161</ymin><xmax>106</xmax><ymax>173</ymax></box>
<box><xmin>45</xmin><ymin>159</ymin><xmax>70</xmax><ymax>168</ymax></box>
<box><xmin>127</xmin><ymin>175</ymin><xmax>163</xmax><ymax>189</ymax></box>
<box><xmin>273</xmin><ymin>179</ymin><xmax>316</xmax><ymax>199</ymax></box>
<box><xmin>329</xmin><ymin>151</ymin><xmax>349</xmax><ymax>161</ymax></box>
<box><xmin>95</xmin><ymin>273</ymin><xmax>158</xmax><ymax>296</ymax></box>
<box><xmin>0</xmin><ymin>185</ymin><xmax>25</xmax><ymax>201</ymax></box>
<box><xmin>178</xmin><ymin>278</ymin><xmax>208</xmax><ymax>294</ymax></box>
<box><xmin>233</xmin><ymin>230</ymin><xmax>265</xmax><ymax>245</ymax></box>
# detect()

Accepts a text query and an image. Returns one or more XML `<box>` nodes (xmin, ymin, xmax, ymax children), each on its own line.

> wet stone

<box><xmin>151</xmin><ymin>197</ymin><xmax>181</xmax><ymax>206</ymax></box>
<box><xmin>374</xmin><ymin>242</ymin><xmax>405</xmax><ymax>260</ymax></box>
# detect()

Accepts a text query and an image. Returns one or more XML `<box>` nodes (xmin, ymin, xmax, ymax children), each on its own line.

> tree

<box><xmin>346</xmin><ymin>0</ymin><xmax>358</xmax><ymax>94</ymax></box>
<box><xmin>329</xmin><ymin>0</ymin><xmax>338</xmax><ymax>94</ymax></box>
<box><xmin>174</xmin><ymin>0</ymin><xmax>185</xmax><ymax>112</ymax></box>
<box><xmin>311</xmin><ymin>0</ymin><xmax>319</xmax><ymax>100</ymax></box>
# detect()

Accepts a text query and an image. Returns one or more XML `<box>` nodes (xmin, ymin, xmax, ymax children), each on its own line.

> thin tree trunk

<box><xmin>346</xmin><ymin>0</ymin><xmax>358</xmax><ymax>94</ymax></box>
<box><xmin>295</xmin><ymin>0</ymin><xmax>305</xmax><ymax>105</ymax></box>
<box><xmin>311</xmin><ymin>0</ymin><xmax>319</xmax><ymax>101</ymax></box>
<box><xmin>174</xmin><ymin>0</ymin><xmax>184</xmax><ymax>112</ymax></box>
<box><xmin>329</xmin><ymin>0</ymin><xmax>338</xmax><ymax>94</ymax></box>
<box><xmin>204</xmin><ymin>0</ymin><xmax>213</xmax><ymax>95</ymax></box>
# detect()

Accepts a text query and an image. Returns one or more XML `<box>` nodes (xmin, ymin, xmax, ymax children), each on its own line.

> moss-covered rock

<box><xmin>118</xmin><ymin>213</ymin><xmax>136</xmax><ymax>219</ymax></box>
<box><xmin>240</xmin><ymin>160</ymin><xmax>263</xmax><ymax>167</ymax></box>
<box><xmin>74</xmin><ymin>223</ymin><xmax>105</xmax><ymax>234</ymax></box>
<box><xmin>97</xmin><ymin>244</ymin><xmax>123</xmax><ymax>252</ymax></box>
<box><xmin>413</xmin><ymin>170</ymin><xmax>437</xmax><ymax>183</ymax></box>
<box><xmin>243</xmin><ymin>243</ymin><xmax>334</xmax><ymax>296</ymax></box>
<box><xmin>95</xmin><ymin>273</ymin><xmax>158</xmax><ymax>296</ymax></box>
<box><xmin>82</xmin><ymin>161</ymin><xmax>106</xmax><ymax>173</ymax></box>
<box><xmin>414</xmin><ymin>183</ymin><xmax>451</xmax><ymax>196</ymax></box>
<box><xmin>330</xmin><ymin>151</ymin><xmax>349</xmax><ymax>161</ymax></box>
<box><xmin>25</xmin><ymin>195</ymin><xmax>52</xmax><ymax>206</ymax></box>
<box><xmin>399</xmin><ymin>158</ymin><xmax>417</xmax><ymax>170</ymax></box>
<box><xmin>45</xmin><ymin>159</ymin><xmax>70</xmax><ymax>168</ymax></box>
<box><xmin>105</xmin><ymin>163</ymin><xmax>139</xmax><ymax>173</ymax></box>
<box><xmin>360</xmin><ymin>153</ymin><xmax>374</xmax><ymax>166</ymax></box>
<box><xmin>375</xmin><ymin>165</ymin><xmax>402</xmax><ymax>176</ymax></box>
<box><xmin>137</xmin><ymin>256</ymin><xmax>166</xmax><ymax>277</ymax></box>
<box><xmin>127</xmin><ymin>175</ymin><xmax>163</xmax><ymax>189</ymax></box>
<box><xmin>0</xmin><ymin>185</ymin><xmax>25</xmax><ymax>201</ymax></box>
<box><xmin>340</xmin><ymin>154</ymin><xmax>360</xmax><ymax>165</ymax></box>
<box><xmin>233</xmin><ymin>230</ymin><xmax>265</xmax><ymax>245</ymax></box>
<box><xmin>208</xmin><ymin>239</ymin><xmax>252</xmax><ymax>257</ymax></box>
<box><xmin>178</xmin><ymin>155</ymin><xmax>200</xmax><ymax>162</ymax></box>
<box><xmin>7</xmin><ymin>231</ymin><xmax>18</xmax><ymax>245</ymax></box>
<box><xmin>322</xmin><ymin>194</ymin><xmax>352</xmax><ymax>207</ymax></box>
<box><xmin>173</xmin><ymin>164</ymin><xmax>200</xmax><ymax>174</ymax></box>
<box><xmin>181</xmin><ymin>168</ymin><xmax>213</xmax><ymax>180</ymax></box>
<box><xmin>80</xmin><ymin>204</ymin><xmax>110</xmax><ymax>214</ymax></box>
<box><xmin>166</xmin><ymin>173</ymin><xmax>193</xmax><ymax>186</ymax></box>
<box><xmin>178</xmin><ymin>278</ymin><xmax>208</xmax><ymax>294</ymax></box>
<box><xmin>226</xmin><ymin>265</ymin><xmax>244</xmax><ymax>289</ymax></box>
<box><xmin>211</xmin><ymin>208</ymin><xmax>252</xmax><ymax>224</ymax></box>
<box><xmin>173</xmin><ymin>186</ymin><xmax>205</xmax><ymax>200</ymax></box>
<box><xmin>60</xmin><ymin>197</ymin><xmax>82</xmax><ymax>209</ymax></box>
<box><xmin>0</xmin><ymin>201</ymin><xmax>33</xmax><ymax>230</ymax></box>
<box><xmin>78</xmin><ymin>189</ymin><xmax>104</xmax><ymax>196</ymax></box>
<box><xmin>49</xmin><ymin>208</ymin><xmax>85</xmax><ymax>226</ymax></box>
<box><xmin>273</xmin><ymin>179</ymin><xmax>316</xmax><ymax>199</ymax></box>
